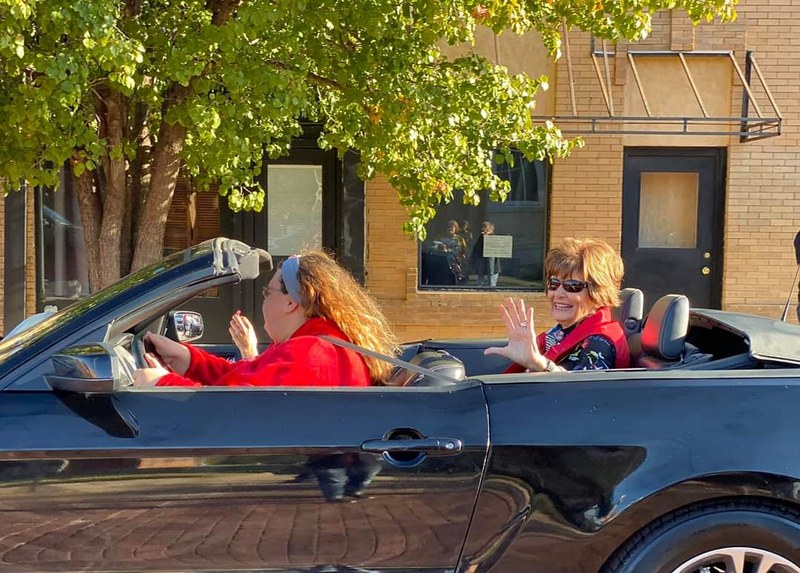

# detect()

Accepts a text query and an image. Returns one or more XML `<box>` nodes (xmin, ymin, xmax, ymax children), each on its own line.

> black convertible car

<box><xmin>1</xmin><ymin>238</ymin><xmax>800</xmax><ymax>573</ymax></box>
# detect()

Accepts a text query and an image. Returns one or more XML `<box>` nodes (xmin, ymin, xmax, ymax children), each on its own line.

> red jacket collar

<box><xmin>537</xmin><ymin>307</ymin><xmax>629</xmax><ymax>367</ymax></box>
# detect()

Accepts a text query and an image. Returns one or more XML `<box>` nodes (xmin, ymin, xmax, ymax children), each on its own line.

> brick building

<box><xmin>2</xmin><ymin>1</ymin><xmax>797</xmax><ymax>342</ymax></box>
<box><xmin>370</xmin><ymin>2</ymin><xmax>794</xmax><ymax>341</ymax></box>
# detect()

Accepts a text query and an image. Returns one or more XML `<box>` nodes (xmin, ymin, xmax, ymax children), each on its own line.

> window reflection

<box><xmin>38</xmin><ymin>172</ymin><xmax>90</xmax><ymax>305</ymax></box>
<box><xmin>419</xmin><ymin>152</ymin><xmax>548</xmax><ymax>290</ymax></box>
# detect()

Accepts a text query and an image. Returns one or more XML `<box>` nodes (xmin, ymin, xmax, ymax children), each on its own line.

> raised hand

<box><xmin>484</xmin><ymin>297</ymin><xmax>547</xmax><ymax>372</ymax></box>
<box><xmin>229</xmin><ymin>311</ymin><xmax>259</xmax><ymax>360</ymax></box>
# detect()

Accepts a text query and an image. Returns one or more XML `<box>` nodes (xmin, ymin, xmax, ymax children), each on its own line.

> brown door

<box><xmin>621</xmin><ymin>148</ymin><xmax>726</xmax><ymax>311</ymax></box>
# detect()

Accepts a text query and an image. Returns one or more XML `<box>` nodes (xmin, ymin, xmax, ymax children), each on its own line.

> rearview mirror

<box><xmin>44</xmin><ymin>343</ymin><xmax>125</xmax><ymax>393</ymax></box>
<box><xmin>165</xmin><ymin>311</ymin><xmax>204</xmax><ymax>342</ymax></box>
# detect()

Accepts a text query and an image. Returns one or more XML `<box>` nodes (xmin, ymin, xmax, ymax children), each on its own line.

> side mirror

<box><xmin>165</xmin><ymin>311</ymin><xmax>204</xmax><ymax>342</ymax></box>
<box><xmin>44</xmin><ymin>343</ymin><xmax>125</xmax><ymax>393</ymax></box>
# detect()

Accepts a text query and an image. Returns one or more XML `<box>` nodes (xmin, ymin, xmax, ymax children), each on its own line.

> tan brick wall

<box><xmin>366</xmin><ymin>0</ymin><xmax>800</xmax><ymax>340</ymax></box>
<box><xmin>550</xmin><ymin>28</ymin><xmax>624</xmax><ymax>247</ymax></box>
<box><xmin>365</xmin><ymin>31</ymin><xmax>627</xmax><ymax>342</ymax></box>
<box><xmin>721</xmin><ymin>0</ymin><xmax>799</xmax><ymax>320</ymax></box>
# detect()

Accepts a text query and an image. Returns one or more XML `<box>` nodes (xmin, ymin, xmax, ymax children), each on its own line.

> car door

<box><xmin>0</xmin><ymin>383</ymin><xmax>489</xmax><ymax>572</ymax></box>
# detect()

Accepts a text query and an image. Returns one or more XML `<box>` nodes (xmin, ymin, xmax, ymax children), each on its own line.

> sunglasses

<box><xmin>547</xmin><ymin>277</ymin><xmax>590</xmax><ymax>294</ymax></box>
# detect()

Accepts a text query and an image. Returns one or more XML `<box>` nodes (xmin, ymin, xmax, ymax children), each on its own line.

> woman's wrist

<box><xmin>528</xmin><ymin>355</ymin><xmax>549</xmax><ymax>372</ymax></box>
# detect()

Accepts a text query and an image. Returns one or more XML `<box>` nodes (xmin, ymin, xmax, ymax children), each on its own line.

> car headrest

<box><xmin>641</xmin><ymin>294</ymin><xmax>689</xmax><ymax>360</ymax></box>
<box><xmin>386</xmin><ymin>350</ymin><xmax>466</xmax><ymax>387</ymax></box>
<box><xmin>612</xmin><ymin>288</ymin><xmax>644</xmax><ymax>337</ymax></box>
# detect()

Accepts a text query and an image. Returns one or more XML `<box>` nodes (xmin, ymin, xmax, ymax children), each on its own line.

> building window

<box><xmin>37</xmin><ymin>170</ymin><xmax>90</xmax><ymax>306</ymax></box>
<box><xmin>266</xmin><ymin>164</ymin><xmax>323</xmax><ymax>256</ymax></box>
<box><xmin>419</xmin><ymin>152</ymin><xmax>548</xmax><ymax>290</ymax></box>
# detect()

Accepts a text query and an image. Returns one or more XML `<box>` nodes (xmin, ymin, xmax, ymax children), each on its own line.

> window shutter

<box><xmin>192</xmin><ymin>183</ymin><xmax>220</xmax><ymax>244</ymax></box>
<box><xmin>164</xmin><ymin>176</ymin><xmax>191</xmax><ymax>254</ymax></box>
<box><xmin>164</xmin><ymin>176</ymin><xmax>220</xmax><ymax>255</ymax></box>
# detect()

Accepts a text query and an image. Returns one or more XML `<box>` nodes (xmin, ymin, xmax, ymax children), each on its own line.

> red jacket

<box><xmin>156</xmin><ymin>317</ymin><xmax>371</xmax><ymax>387</ymax></box>
<box><xmin>505</xmin><ymin>307</ymin><xmax>630</xmax><ymax>373</ymax></box>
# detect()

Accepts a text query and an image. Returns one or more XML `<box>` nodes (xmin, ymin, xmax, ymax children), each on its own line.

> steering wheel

<box><xmin>131</xmin><ymin>334</ymin><xmax>148</xmax><ymax>369</ymax></box>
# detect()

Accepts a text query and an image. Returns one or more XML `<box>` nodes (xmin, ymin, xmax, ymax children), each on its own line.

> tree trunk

<box><xmin>123</xmin><ymin>101</ymin><xmax>151</xmax><ymax>275</ymax></box>
<box><xmin>73</xmin><ymin>168</ymin><xmax>103</xmax><ymax>292</ymax></box>
<box><xmin>96</xmin><ymin>89</ymin><xmax>128</xmax><ymax>288</ymax></box>
<box><xmin>131</xmin><ymin>117</ymin><xmax>187</xmax><ymax>271</ymax></box>
<box><xmin>110</xmin><ymin>2</ymin><xmax>236</xmax><ymax>275</ymax></box>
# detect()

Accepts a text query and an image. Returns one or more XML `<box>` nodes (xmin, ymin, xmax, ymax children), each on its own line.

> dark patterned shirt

<box><xmin>542</xmin><ymin>323</ymin><xmax>617</xmax><ymax>371</ymax></box>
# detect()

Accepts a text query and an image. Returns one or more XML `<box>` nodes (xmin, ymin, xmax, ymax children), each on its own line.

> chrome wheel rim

<box><xmin>671</xmin><ymin>547</ymin><xmax>800</xmax><ymax>573</ymax></box>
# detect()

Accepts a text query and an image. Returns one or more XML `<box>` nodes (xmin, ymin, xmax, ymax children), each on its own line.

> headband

<box><xmin>281</xmin><ymin>255</ymin><xmax>302</xmax><ymax>303</ymax></box>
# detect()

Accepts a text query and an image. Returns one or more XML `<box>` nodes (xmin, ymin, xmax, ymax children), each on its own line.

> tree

<box><xmin>0</xmin><ymin>0</ymin><xmax>735</xmax><ymax>290</ymax></box>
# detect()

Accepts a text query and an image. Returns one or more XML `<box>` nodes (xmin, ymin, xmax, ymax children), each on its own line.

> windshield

<box><xmin>0</xmin><ymin>243</ymin><xmax>215</xmax><ymax>364</ymax></box>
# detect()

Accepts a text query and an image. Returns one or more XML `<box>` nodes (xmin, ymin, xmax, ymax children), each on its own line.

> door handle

<box><xmin>361</xmin><ymin>437</ymin><xmax>463</xmax><ymax>456</ymax></box>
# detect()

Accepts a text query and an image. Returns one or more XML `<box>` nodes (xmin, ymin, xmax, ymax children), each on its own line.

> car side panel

<box><xmin>0</xmin><ymin>385</ymin><xmax>488</xmax><ymax>572</ymax></box>
<box><xmin>459</xmin><ymin>376</ymin><xmax>800</xmax><ymax>573</ymax></box>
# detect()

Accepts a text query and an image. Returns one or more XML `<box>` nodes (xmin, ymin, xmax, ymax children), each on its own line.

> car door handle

<box><xmin>361</xmin><ymin>437</ymin><xmax>463</xmax><ymax>456</ymax></box>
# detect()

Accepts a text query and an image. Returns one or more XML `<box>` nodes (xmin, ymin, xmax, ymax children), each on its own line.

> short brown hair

<box><xmin>544</xmin><ymin>238</ymin><xmax>624</xmax><ymax>308</ymax></box>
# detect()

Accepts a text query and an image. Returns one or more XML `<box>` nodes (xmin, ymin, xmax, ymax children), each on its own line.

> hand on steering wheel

<box><xmin>133</xmin><ymin>353</ymin><xmax>170</xmax><ymax>387</ymax></box>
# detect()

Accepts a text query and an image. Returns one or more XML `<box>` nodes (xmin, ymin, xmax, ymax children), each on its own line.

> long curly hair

<box><xmin>286</xmin><ymin>250</ymin><xmax>398</xmax><ymax>383</ymax></box>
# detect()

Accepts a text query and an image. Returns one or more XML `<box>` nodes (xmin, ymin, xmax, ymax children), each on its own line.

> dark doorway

<box><xmin>186</xmin><ymin>133</ymin><xmax>365</xmax><ymax>344</ymax></box>
<box><xmin>621</xmin><ymin>147</ymin><xmax>726</xmax><ymax>311</ymax></box>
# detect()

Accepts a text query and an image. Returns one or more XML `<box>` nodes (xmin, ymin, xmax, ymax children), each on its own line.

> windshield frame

<box><xmin>0</xmin><ymin>240</ymin><xmax>224</xmax><ymax>372</ymax></box>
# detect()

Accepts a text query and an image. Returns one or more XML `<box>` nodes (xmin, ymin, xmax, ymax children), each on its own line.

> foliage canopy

<box><xmin>0</xmin><ymin>0</ymin><xmax>736</xmax><ymax>287</ymax></box>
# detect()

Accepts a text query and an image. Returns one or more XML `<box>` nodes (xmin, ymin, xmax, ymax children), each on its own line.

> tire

<box><xmin>603</xmin><ymin>499</ymin><xmax>800</xmax><ymax>573</ymax></box>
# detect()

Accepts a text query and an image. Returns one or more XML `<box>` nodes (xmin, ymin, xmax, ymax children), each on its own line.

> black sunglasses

<box><xmin>547</xmin><ymin>277</ymin><xmax>590</xmax><ymax>294</ymax></box>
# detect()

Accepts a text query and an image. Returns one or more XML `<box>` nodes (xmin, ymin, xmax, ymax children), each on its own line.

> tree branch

<box><xmin>124</xmin><ymin>0</ymin><xmax>143</xmax><ymax>18</ymax></box>
<box><xmin>206</xmin><ymin>0</ymin><xmax>241</xmax><ymax>25</ymax></box>
<box><xmin>263</xmin><ymin>59</ymin><xmax>344</xmax><ymax>92</ymax></box>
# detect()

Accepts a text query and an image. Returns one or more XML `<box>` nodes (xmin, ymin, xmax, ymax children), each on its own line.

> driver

<box><xmin>133</xmin><ymin>250</ymin><xmax>398</xmax><ymax>387</ymax></box>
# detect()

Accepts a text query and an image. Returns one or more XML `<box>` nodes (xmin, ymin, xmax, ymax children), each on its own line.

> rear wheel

<box><xmin>604</xmin><ymin>500</ymin><xmax>800</xmax><ymax>573</ymax></box>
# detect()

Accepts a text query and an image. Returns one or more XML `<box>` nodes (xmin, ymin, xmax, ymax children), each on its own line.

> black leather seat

<box><xmin>630</xmin><ymin>294</ymin><xmax>690</xmax><ymax>368</ymax></box>
<box><xmin>386</xmin><ymin>350</ymin><xmax>466</xmax><ymax>387</ymax></box>
<box><xmin>612</xmin><ymin>287</ymin><xmax>644</xmax><ymax>338</ymax></box>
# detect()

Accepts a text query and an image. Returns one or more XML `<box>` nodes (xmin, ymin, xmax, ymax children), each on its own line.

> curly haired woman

<box><xmin>134</xmin><ymin>250</ymin><xmax>398</xmax><ymax>387</ymax></box>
